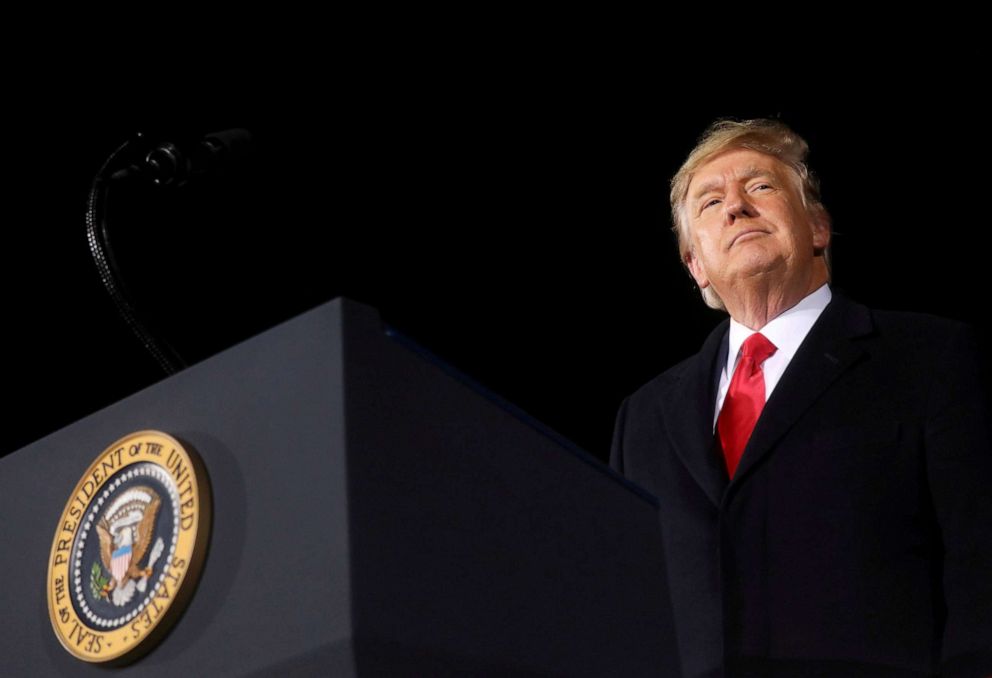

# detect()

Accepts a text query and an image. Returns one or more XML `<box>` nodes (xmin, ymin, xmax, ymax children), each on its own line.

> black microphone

<box><xmin>87</xmin><ymin>128</ymin><xmax>254</xmax><ymax>375</ymax></box>
<box><xmin>113</xmin><ymin>128</ymin><xmax>253</xmax><ymax>186</ymax></box>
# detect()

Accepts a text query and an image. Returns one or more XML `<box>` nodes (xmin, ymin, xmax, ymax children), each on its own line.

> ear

<box><xmin>685</xmin><ymin>250</ymin><xmax>710</xmax><ymax>289</ymax></box>
<box><xmin>810</xmin><ymin>206</ymin><xmax>832</xmax><ymax>252</ymax></box>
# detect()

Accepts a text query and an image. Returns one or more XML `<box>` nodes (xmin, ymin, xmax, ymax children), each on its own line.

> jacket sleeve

<box><xmin>925</xmin><ymin>324</ymin><xmax>992</xmax><ymax>677</ymax></box>
<box><xmin>609</xmin><ymin>396</ymin><xmax>630</xmax><ymax>476</ymax></box>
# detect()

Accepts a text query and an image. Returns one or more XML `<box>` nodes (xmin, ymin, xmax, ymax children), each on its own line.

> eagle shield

<box><xmin>94</xmin><ymin>486</ymin><xmax>162</xmax><ymax>606</ymax></box>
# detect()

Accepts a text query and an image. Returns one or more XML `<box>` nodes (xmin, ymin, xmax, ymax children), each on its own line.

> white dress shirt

<box><xmin>713</xmin><ymin>284</ymin><xmax>832</xmax><ymax>429</ymax></box>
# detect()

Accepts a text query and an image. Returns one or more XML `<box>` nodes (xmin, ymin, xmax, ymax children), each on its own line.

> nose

<box><xmin>724</xmin><ymin>186</ymin><xmax>757</xmax><ymax>224</ymax></box>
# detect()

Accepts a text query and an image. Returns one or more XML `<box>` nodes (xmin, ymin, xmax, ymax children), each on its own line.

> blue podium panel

<box><xmin>1</xmin><ymin>299</ymin><xmax>676</xmax><ymax>676</ymax></box>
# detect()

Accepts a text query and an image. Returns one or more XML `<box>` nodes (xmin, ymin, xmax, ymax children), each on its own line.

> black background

<box><xmin>3</xmin><ymin>37</ymin><xmax>987</xmax><ymax>461</ymax></box>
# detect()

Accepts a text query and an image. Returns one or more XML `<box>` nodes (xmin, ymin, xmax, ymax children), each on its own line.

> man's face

<box><xmin>683</xmin><ymin>148</ymin><xmax>830</xmax><ymax>299</ymax></box>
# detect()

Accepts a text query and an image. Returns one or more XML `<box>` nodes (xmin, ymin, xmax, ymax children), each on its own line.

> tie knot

<box><xmin>741</xmin><ymin>332</ymin><xmax>776</xmax><ymax>364</ymax></box>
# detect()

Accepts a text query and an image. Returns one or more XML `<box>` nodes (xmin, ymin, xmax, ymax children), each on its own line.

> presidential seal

<box><xmin>47</xmin><ymin>431</ymin><xmax>211</xmax><ymax>663</ymax></box>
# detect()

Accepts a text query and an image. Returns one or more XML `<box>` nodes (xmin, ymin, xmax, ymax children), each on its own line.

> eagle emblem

<box><xmin>49</xmin><ymin>431</ymin><xmax>211</xmax><ymax>663</ymax></box>
<box><xmin>93</xmin><ymin>486</ymin><xmax>165</xmax><ymax>607</ymax></box>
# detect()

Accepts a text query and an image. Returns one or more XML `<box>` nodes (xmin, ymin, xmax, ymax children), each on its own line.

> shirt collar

<box><xmin>726</xmin><ymin>283</ymin><xmax>832</xmax><ymax>370</ymax></box>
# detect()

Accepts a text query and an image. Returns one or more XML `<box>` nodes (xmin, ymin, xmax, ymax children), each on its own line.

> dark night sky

<box><xmin>3</xmin><ymin>40</ymin><xmax>987</xmax><ymax>460</ymax></box>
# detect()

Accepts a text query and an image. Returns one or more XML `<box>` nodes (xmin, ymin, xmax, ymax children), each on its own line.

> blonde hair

<box><xmin>670</xmin><ymin>118</ymin><xmax>830</xmax><ymax>310</ymax></box>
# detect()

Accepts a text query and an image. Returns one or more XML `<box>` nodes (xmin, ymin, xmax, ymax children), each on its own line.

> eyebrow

<box><xmin>690</xmin><ymin>166</ymin><xmax>777</xmax><ymax>202</ymax></box>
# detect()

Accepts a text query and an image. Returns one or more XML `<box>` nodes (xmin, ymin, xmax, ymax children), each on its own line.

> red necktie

<box><xmin>717</xmin><ymin>332</ymin><xmax>777</xmax><ymax>478</ymax></box>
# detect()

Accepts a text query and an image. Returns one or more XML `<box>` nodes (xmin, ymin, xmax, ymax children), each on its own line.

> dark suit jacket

<box><xmin>610</xmin><ymin>291</ymin><xmax>992</xmax><ymax>678</ymax></box>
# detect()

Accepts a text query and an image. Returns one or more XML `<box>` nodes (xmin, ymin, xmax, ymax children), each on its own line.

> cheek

<box><xmin>693</xmin><ymin>225</ymin><xmax>721</xmax><ymax>250</ymax></box>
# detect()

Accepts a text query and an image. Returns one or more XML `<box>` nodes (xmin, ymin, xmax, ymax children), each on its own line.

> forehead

<box><xmin>687</xmin><ymin>148</ymin><xmax>790</xmax><ymax>197</ymax></box>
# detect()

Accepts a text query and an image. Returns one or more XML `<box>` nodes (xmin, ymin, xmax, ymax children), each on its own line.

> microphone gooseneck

<box><xmin>85</xmin><ymin>129</ymin><xmax>252</xmax><ymax>375</ymax></box>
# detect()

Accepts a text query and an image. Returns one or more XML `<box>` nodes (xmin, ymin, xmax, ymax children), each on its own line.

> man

<box><xmin>610</xmin><ymin>119</ymin><xmax>992</xmax><ymax>678</ymax></box>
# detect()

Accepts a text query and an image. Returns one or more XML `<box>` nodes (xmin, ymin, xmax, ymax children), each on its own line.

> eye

<box><xmin>751</xmin><ymin>183</ymin><xmax>772</xmax><ymax>192</ymax></box>
<box><xmin>702</xmin><ymin>198</ymin><xmax>721</xmax><ymax>210</ymax></box>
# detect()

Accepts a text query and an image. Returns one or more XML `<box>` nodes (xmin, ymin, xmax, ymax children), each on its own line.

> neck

<box><xmin>720</xmin><ymin>271</ymin><xmax>827</xmax><ymax>330</ymax></box>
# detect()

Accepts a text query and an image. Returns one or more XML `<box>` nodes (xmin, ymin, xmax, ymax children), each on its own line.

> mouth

<box><xmin>729</xmin><ymin>229</ymin><xmax>769</xmax><ymax>248</ymax></box>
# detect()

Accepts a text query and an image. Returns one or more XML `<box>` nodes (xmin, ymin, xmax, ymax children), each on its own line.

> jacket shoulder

<box><xmin>811</xmin><ymin>291</ymin><xmax>975</xmax><ymax>357</ymax></box>
<box><xmin>627</xmin><ymin>354</ymin><xmax>696</xmax><ymax>403</ymax></box>
<box><xmin>632</xmin><ymin>316</ymin><xmax>727</xmax><ymax>390</ymax></box>
<box><xmin>863</xmin><ymin>306</ymin><xmax>977</xmax><ymax>357</ymax></box>
<box><xmin>869</xmin><ymin>307</ymin><xmax>970</xmax><ymax>333</ymax></box>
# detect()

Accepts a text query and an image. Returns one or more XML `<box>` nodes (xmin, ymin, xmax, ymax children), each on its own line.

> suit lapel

<box><xmin>664</xmin><ymin>319</ymin><xmax>730</xmax><ymax>508</ymax></box>
<box><xmin>730</xmin><ymin>292</ymin><xmax>875</xmax><ymax>486</ymax></box>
